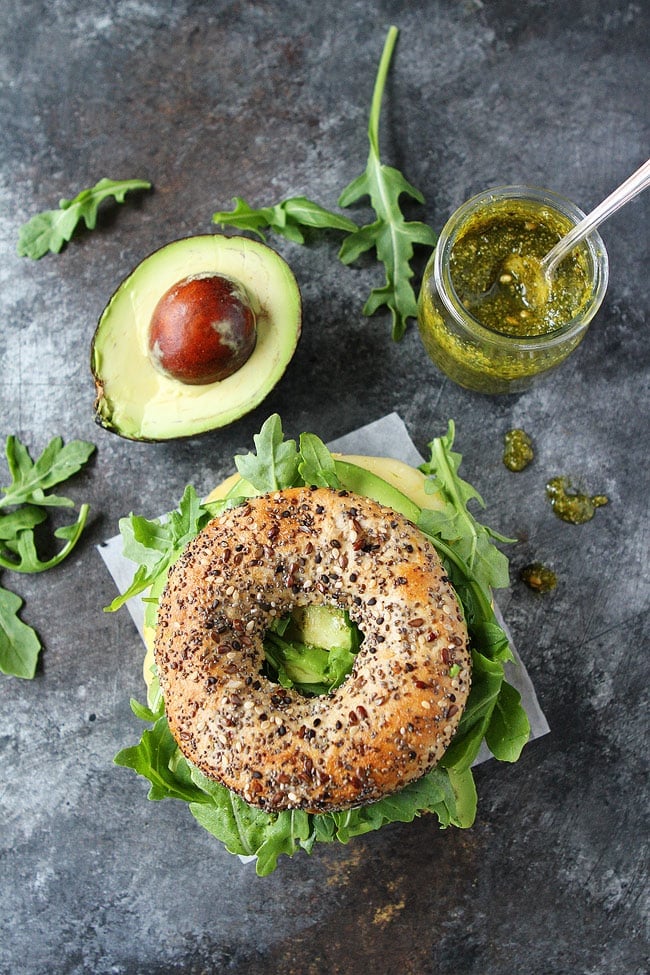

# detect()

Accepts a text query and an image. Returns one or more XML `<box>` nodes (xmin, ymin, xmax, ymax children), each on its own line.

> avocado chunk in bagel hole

<box><xmin>154</xmin><ymin>486</ymin><xmax>471</xmax><ymax>814</ymax></box>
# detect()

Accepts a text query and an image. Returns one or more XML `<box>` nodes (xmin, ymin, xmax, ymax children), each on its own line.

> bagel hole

<box><xmin>261</xmin><ymin>604</ymin><xmax>362</xmax><ymax>697</ymax></box>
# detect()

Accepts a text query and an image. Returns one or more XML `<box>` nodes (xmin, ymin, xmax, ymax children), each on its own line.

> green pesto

<box><xmin>546</xmin><ymin>476</ymin><xmax>609</xmax><ymax>524</ymax></box>
<box><xmin>503</xmin><ymin>428</ymin><xmax>534</xmax><ymax>471</ymax></box>
<box><xmin>417</xmin><ymin>195</ymin><xmax>597</xmax><ymax>394</ymax></box>
<box><xmin>520</xmin><ymin>562</ymin><xmax>558</xmax><ymax>593</ymax></box>
<box><xmin>450</xmin><ymin>203</ymin><xmax>592</xmax><ymax>337</ymax></box>
<box><xmin>418</xmin><ymin>278</ymin><xmax>587</xmax><ymax>394</ymax></box>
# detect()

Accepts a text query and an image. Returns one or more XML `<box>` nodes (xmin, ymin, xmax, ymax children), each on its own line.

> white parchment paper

<box><xmin>98</xmin><ymin>412</ymin><xmax>549</xmax><ymax>759</ymax></box>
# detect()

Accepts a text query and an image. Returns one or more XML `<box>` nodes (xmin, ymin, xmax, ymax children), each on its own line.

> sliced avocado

<box><xmin>91</xmin><ymin>235</ymin><xmax>302</xmax><ymax>441</ymax></box>
<box><xmin>206</xmin><ymin>455</ymin><xmax>433</xmax><ymax>520</ymax></box>
<box><xmin>223</xmin><ymin>475</ymin><xmax>259</xmax><ymax>501</ymax></box>
<box><xmin>333</xmin><ymin>458</ymin><xmax>422</xmax><ymax>523</ymax></box>
<box><xmin>333</xmin><ymin>453</ymin><xmax>444</xmax><ymax>513</ymax></box>
<box><xmin>264</xmin><ymin>605</ymin><xmax>360</xmax><ymax>695</ymax></box>
<box><xmin>284</xmin><ymin>605</ymin><xmax>356</xmax><ymax>651</ymax></box>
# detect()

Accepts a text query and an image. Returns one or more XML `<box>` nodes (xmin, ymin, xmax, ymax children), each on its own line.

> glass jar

<box><xmin>417</xmin><ymin>185</ymin><xmax>609</xmax><ymax>394</ymax></box>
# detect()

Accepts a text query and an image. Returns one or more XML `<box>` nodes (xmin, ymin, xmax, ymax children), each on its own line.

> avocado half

<box><xmin>91</xmin><ymin>235</ymin><xmax>302</xmax><ymax>441</ymax></box>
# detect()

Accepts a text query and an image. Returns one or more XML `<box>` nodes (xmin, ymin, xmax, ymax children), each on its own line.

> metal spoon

<box><xmin>541</xmin><ymin>156</ymin><xmax>650</xmax><ymax>280</ymax></box>
<box><xmin>468</xmin><ymin>157</ymin><xmax>650</xmax><ymax>310</ymax></box>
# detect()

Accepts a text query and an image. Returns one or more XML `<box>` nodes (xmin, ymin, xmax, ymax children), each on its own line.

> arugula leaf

<box><xmin>17</xmin><ymin>177</ymin><xmax>152</xmax><ymax>259</ymax></box>
<box><xmin>213</xmin><ymin>195</ymin><xmax>358</xmax><ymax>244</ymax></box>
<box><xmin>166</xmin><ymin>484</ymin><xmax>215</xmax><ymax>551</ymax></box>
<box><xmin>0</xmin><ymin>434</ymin><xmax>93</xmax><ymax>573</ymax></box>
<box><xmin>129</xmin><ymin>696</ymin><xmax>161</xmax><ymax>724</ymax></box>
<box><xmin>114</xmin><ymin>713</ymin><xmax>209</xmax><ymax>804</ymax></box>
<box><xmin>0</xmin><ymin>586</ymin><xmax>42</xmax><ymax>679</ymax></box>
<box><xmin>210</xmin><ymin>27</ymin><xmax>435</xmax><ymax>340</ymax></box>
<box><xmin>337</xmin><ymin>25</ymin><xmax>437</xmax><ymax>339</ymax></box>
<box><xmin>484</xmin><ymin>680</ymin><xmax>531</xmax><ymax>763</ymax></box>
<box><xmin>119</xmin><ymin>514</ymin><xmax>174</xmax><ymax>568</ymax></box>
<box><xmin>333</xmin><ymin>765</ymin><xmax>475</xmax><ymax>840</ymax></box>
<box><xmin>234</xmin><ymin>414</ymin><xmax>300</xmax><ymax>492</ymax></box>
<box><xmin>233</xmin><ymin>422</ymin><xmax>340</xmax><ymax>494</ymax></box>
<box><xmin>445</xmin><ymin>765</ymin><xmax>478</xmax><ymax>827</ymax></box>
<box><xmin>414</xmin><ymin>420</ymin><xmax>530</xmax><ymax>772</ymax></box>
<box><xmin>0</xmin><ymin>434</ymin><xmax>95</xmax><ymax>677</ymax></box>
<box><xmin>190</xmin><ymin>767</ymin><xmax>314</xmax><ymax>873</ymax></box>
<box><xmin>297</xmin><ymin>432</ymin><xmax>340</xmax><ymax>488</ymax></box>
<box><xmin>1</xmin><ymin>436</ymin><xmax>95</xmax><ymax>509</ymax></box>
<box><xmin>0</xmin><ymin>504</ymin><xmax>90</xmax><ymax>573</ymax></box>
<box><xmin>419</xmin><ymin>420</ymin><xmax>513</xmax><ymax>593</ymax></box>
<box><xmin>104</xmin><ymin>485</ymin><xmax>213</xmax><ymax>612</ymax></box>
<box><xmin>468</xmin><ymin>619</ymin><xmax>513</xmax><ymax>662</ymax></box>
<box><xmin>414</xmin><ymin>424</ymin><xmax>529</xmax><ymax>768</ymax></box>
<box><xmin>0</xmin><ymin>506</ymin><xmax>47</xmax><ymax>539</ymax></box>
<box><xmin>441</xmin><ymin>652</ymin><xmax>505</xmax><ymax>771</ymax></box>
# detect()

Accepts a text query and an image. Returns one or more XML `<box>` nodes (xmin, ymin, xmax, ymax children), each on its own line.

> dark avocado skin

<box><xmin>91</xmin><ymin>234</ymin><xmax>302</xmax><ymax>442</ymax></box>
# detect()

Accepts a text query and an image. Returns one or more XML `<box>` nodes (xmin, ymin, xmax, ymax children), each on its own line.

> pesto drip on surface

<box><xmin>503</xmin><ymin>428</ymin><xmax>534</xmax><ymax>471</ymax></box>
<box><xmin>520</xmin><ymin>562</ymin><xmax>558</xmax><ymax>593</ymax></box>
<box><xmin>450</xmin><ymin>204</ymin><xmax>592</xmax><ymax>336</ymax></box>
<box><xmin>546</xmin><ymin>476</ymin><xmax>609</xmax><ymax>524</ymax></box>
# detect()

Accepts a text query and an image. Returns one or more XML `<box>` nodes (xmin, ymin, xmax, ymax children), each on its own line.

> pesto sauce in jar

<box><xmin>450</xmin><ymin>204</ymin><xmax>591</xmax><ymax>337</ymax></box>
<box><xmin>416</xmin><ymin>187</ymin><xmax>608</xmax><ymax>394</ymax></box>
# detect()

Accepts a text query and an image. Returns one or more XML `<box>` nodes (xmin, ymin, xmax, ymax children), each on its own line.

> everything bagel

<box><xmin>155</xmin><ymin>485</ymin><xmax>471</xmax><ymax>813</ymax></box>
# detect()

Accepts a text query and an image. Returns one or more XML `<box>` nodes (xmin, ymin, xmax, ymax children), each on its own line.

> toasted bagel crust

<box><xmin>154</xmin><ymin>487</ymin><xmax>471</xmax><ymax>813</ymax></box>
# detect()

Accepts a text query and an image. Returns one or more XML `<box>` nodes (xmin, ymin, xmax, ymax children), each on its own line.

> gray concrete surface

<box><xmin>0</xmin><ymin>2</ymin><xmax>648</xmax><ymax>973</ymax></box>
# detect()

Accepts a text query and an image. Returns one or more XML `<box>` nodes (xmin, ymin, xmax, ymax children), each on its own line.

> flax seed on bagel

<box><xmin>154</xmin><ymin>486</ymin><xmax>471</xmax><ymax>813</ymax></box>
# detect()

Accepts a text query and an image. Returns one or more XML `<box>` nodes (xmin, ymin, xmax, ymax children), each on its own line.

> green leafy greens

<box><xmin>104</xmin><ymin>484</ymin><xmax>219</xmax><ymax>625</ymax></box>
<box><xmin>212</xmin><ymin>26</ymin><xmax>435</xmax><ymax>339</ymax></box>
<box><xmin>0</xmin><ymin>435</ymin><xmax>95</xmax><ymax>678</ymax></box>
<box><xmin>0</xmin><ymin>586</ymin><xmax>42</xmax><ymax>681</ymax></box>
<box><xmin>212</xmin><ymin>196</ymin><xmax>358</xmax><ymax>245</ymax></box>
<box><xmin>335</xmin><ymin>26</ymin><xmax>437</xmax><ymax>338</ymax></box>
<box><xmin>17</xmin><ymin>177</ymin><xmax>152</xmax><ymax>259</ymax></box>
<box><xmin>234</xmin><ymin>414</ymin><xmax>301</xmax><ymax>493</ymax></box>
<box><xmin>418</xmin><ymin>420</ymin><xmax>514</xmax><ymax>592</ymax></box>
<box><xmin>111</xmin><ymin>414</ymin><xmax>530</xmax><ymax>875</ymax></box>
<box><xmin>263</xmin><ymin>609</ymin><xmax>362</xmax><ymax>696</ymax></box>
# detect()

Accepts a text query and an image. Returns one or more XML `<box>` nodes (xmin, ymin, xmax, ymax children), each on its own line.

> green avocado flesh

<box><xmin>284</xmin><ymin>605</ymin><xmax>355</xmax><ymax>652</ymax></box>
<box><xmin>332</xmin><ymin>459</ymin><xmax>421</xmax><ymax>522</ymax></box>
<box><xmin>450</xmin><ymin>203</ymin><xmax>591</xmax><ymax>336</ymax></box>
<box><xmin>91</xmin><ymin>235</ymin><xmax>302</xmax><ymax>441</ymax></box>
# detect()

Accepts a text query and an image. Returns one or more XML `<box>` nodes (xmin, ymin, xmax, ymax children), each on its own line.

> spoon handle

<box><xmin>542</xmin><ymin>157</ymin><xmax>650</xmax><ymax>276</ymax></box>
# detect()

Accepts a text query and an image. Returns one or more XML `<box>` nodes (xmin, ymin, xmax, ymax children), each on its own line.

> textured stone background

<box><xmin>0</xmin><ymin>2</ymin><xmax>648</xmax><ymax>973</ymax></box>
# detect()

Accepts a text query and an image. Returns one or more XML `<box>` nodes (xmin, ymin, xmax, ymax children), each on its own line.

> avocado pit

<box><xmin>148</xmin><ymin>272</ymin><xmax>257</xmax><ymax>385</ymax></box>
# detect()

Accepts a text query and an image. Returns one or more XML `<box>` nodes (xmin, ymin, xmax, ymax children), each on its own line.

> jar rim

<box><xmin>434</xmin><ymin>184</ymin><xmax>609</xmax><ymax>351</ymax></box>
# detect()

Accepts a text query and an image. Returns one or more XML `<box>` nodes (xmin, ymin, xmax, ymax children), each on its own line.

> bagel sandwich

<box><xmin>110</xmin><ymin>414</ymin><xmax>531</xmax><ymax>875</ymax></box>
